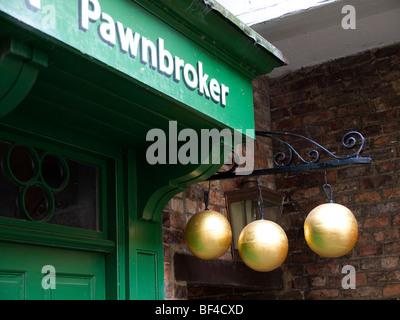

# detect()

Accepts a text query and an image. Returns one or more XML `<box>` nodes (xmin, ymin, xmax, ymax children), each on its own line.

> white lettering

<box><xmin>173</xmin><ymin>56</ymin><xmax>185</xmax><ymax>82</ymax></box>
<box><xmin>197</xmin><ymin>61</ymin><xmax>210</xmax><ymax>98</ymax></box>
<box><xmin>77</xmin><ymin>0</ymin><xmax>230</xmax><ymax>107</ymax></box>
<box><xmin>155</xmin><ymin>304</ymin><xmax>189</xmax><ymax>318</ymax></box>
<box><xmin>116</xmin><ymin>22</ymin><xmax>141</xmax><ymax>57</ymax></box>
<box><xmin>183</xmin><ymin>63</ymin><xmax>198</xmax><ymax>90</ymax></box>
<box><xmin>26</xmin><ymin>0</ymin><xmax>41</xmax><ymax>10</ymax></box>
<box><xmin>220</xmin><ymin>83</ymin><xmax>229</xmax><ymax>107</ymax></box>
<box><xmin>158</xmin><ymin>38</ymin><xmax>174</xmax><ymax>76</ymax></box>
<box><xmin>99</xmin><ymin>12</ymin><xmax>116</xmax><ymax>46</ymax></box>
<box><xmin>141</xmin><ymin>36</ymin><xmax>158</xmax><ymax>69</ymax></box>
<box><xmin>79</xmin><ymin>0</ymin><xmax>101</xmax><ymax>32</ymax></box>
<box><xmin>209</xmin><ymin>78</ymin><xmax>220</xmax><ymax>103</ymax></box>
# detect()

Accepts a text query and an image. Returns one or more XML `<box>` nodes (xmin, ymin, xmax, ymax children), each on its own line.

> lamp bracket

<box><xmin>208</xmin><ymin>131</ymin><xmax>372</xmax><ymax>181</ymax></box>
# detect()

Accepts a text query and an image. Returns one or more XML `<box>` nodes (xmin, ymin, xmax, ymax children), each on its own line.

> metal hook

<box><xmin>204</xmin><ymin>180</ymin><xmax>211</xmax><ymax>210</ymax></box>
<box><xmin>256</xmin><ymin>176</ymin><xmax>265</xmax><ymax>220</ymax></box>
<box><xmin>323</xmin><ymin>170</ymin><xmax>334</xmax><ymax>203</ymax></box>
<box><xmin>323</xmin><ymin>183</ymin><xmax>334</xmax><ymax>203</ymax></box>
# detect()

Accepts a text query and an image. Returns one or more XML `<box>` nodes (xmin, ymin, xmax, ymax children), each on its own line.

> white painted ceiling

<box><xmin>219</xmin><ymin>0</ymin><xmax>400</xmax><ymax>77</ymax></box>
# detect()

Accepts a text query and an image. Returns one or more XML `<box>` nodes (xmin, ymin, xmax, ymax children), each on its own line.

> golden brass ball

<box><xmin>304</xmin><ymin>203</ymin><xmax>358</xmax><ymax>258</ymax></box>
<box><xmin>185</xmin><ymin>210</ymin><xmax>232</xmax><ymax>260</ymax></box>
<box><xmin>238</xmin><ymin>220</ymin><xmax>288</xmax><ymax>272</ymax></box>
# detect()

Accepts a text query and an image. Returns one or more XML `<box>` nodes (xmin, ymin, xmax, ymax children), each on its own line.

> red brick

<box><xmin>163</xmin><ymin>229</ymin><xmax>185</xmax><ymax>245</ymax></box>
<box><xmin>385</xmin><ymin>242</ymin><xmax>400</xmax><ymax>254</ymax></box>
<box><xmin>336</xmin><ymin>102</ymin><xmax>369</xmax><ymax>118</ymax></box>
<box><xmin>376</xmin><ymin>159</ymin><xmax>400</xmax><ymax>174</ymax></box>
<box><xmin>359</xmin><ymin>175</ymin><xmax>394</xmax><ymax>190</ymax></box>
<box><xmin>305</xmin><ymin>289</ymin><xmax>339</xmax><ymax>300</ymax></box>
<box><xmin>303</xmin><ymin>110</ymin><xmax>335</xmax><ymax>124</ymax></box>
<box><xmin>169</xmin><ymin>213</ymin><xmax>186</xmax><ymax>230</ymax></box>
<box><xmin>277</xmin><ymin>117</ymin><xmax>302</xmax><ymax>131</ymax></box>
<box><xmin>356</xmin><ymin>245</ymin><xmax>383</xmax><ymax>257</ymax></box>
<box><xmin>306</xmin><ymin>263</ymin><xmax>340</xmax><ymax>275</ymax></box>
<box><xmin>209</xmin><ymin>190</ymin><xmax>225</xmax><ymax>207</ymax></box>
<box><xmin>354</xmin><ymin>191</ymin><xmax>381</xmax><ymax>203</ymax></box>
<box><xmin>381</xmin><ymin>256</ymin><xmax>399</xmax><ymax>269</ymax></box>
<box><xmin>357</xmin><ymin>230</ymin><xmax>374</xmax><ymax>243</ymax></box>
<box><xmin>355</xmin><ymin>273</ymin><xmax>367</xmax><ymax>286</ymax></box>
<box><xmin>388</xmin><ymin>270</ymin><xmax>400</xmax><ymax>282</ymax></box>
<box><xmin>337</xmin><ymin>166</ymin><xmax>374</xmax><ymax>180</ymax></box>
<box><xmin>364</xmin><ymin>217</ymin><xmax>389</xmax><ymax>228</ymax></box>
<box><xmin>361</xmin><ymin>258</ymin><xmax>380</xmax><ymax>270</ymax></box>
<box><xmin>367</xmin><ymin>271</ymin><xmax>388</xmax><ymax>284</ymax></box>
<box><xmin>275</xmin><ymin>175</ymin><xmax>301</xmax><ymax>190</ymax></box>
<box><xmin>383</xmin><ymin>284</ymin><xmax>400</xmax><ymax>298</ymax></box>
<box><xmin>278</xmin><ymin>290</ymin><xmax>303</xmax><ymax>300</ymax></box>
<box><xmin>310</xmin><ymin>275</ymin><xmax>326</xmax><ymax>287</ymax></box>
<box><xmin>291</xmin><ymin>252</ymin><xmax>318</xmax><ymax>264</ymax></box>
<box><xmin>293</xmin><ymin>276</ymin><xmax>309</xmax><ymax>289</ymax></box>
<box><xmin>290</xmin><ymin>186</ymin><xmax>320</xmax><ymax>201</ymax></box>
<box><xmin>170</xmin><ymin>198</ymin><xmax>184</xmax><ymax>214</ymax></box>
<box><xmin>343</xmin><ymin>286</ymin><xmax>381</xmax><ymax>298</ymax></box>
<box><xmin>374</xmin><ymin>229</ymin><xmax>400</xmax><ymax>242</ymax></box>
<box><xmin>383</xmin><ymin>188</ymin><xmax>400</xmax><ymax>200</ymax></box>
<box><xmin>393</xmin><ymin>214</ymin><xmax>400</xmax><ymax>226</ymax></box>
<box><xmin>185</xmin><ymin>198</ymin><xmax>198</xmax><ymax>215</ymax></box>
<box><xmin>220</xmin><ymin>179</ymin><xmax>240</xmax><ymax>192</ymax></box>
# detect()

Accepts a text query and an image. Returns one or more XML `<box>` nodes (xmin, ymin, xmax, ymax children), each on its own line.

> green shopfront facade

<box><xmin>0</xmin><ymin>0</ymin><xmax>285</xmax><ymax>299</ymax></box>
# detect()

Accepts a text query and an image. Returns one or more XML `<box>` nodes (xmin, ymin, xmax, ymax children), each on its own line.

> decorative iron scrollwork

<box><xmin>208</xmin><ymin>131</ymin><xmax>371</xmax><ymax>181</ymax></box>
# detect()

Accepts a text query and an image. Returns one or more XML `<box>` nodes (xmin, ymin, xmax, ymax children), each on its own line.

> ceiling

<box><xmin>219</xmin><ymin>0</ymin><xmax>400</xmax><ymax>78</ymax></box>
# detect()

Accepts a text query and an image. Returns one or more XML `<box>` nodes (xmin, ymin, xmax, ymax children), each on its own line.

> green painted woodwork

<box><xmin>0</xmin><ymin>0</ymin><xmax>280</xmax><ymax>137</ymax></box>
<box><xmin>0</xmin><ymin>0</ymin><xmax>285</xmax><ymax>300</ymax></box>
<box><xmin>137</xmin><ymin>0</ymin><xmax>287</xmax><ymax>76</ymax></box>
<box><xmin>0</xmin><ymin>38</ymin><xmax>47</xmax><ymax>117</ymax></box>
<box><xmin>0</xmin><ymin>242</ymin><xmax>106</xmax><ymax>300</ymax></box>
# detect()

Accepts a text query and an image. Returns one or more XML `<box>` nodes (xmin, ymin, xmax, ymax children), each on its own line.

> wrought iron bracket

<box><xmin>208</xmin><ymin>131</ymin><xmax>372</xmax><ymax>181</ymax></box>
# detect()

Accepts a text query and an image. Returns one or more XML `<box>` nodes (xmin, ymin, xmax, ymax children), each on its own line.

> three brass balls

<box><xmin>185</xmin><ymin>203</ymin><xmax>358</xmax><ymax>271</ymax></box>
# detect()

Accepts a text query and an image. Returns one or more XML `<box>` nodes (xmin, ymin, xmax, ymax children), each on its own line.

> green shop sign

<box><xmin>0</xmin><ymin>0</ymin><xmax>256</xmax><ymax>134</ymax></box>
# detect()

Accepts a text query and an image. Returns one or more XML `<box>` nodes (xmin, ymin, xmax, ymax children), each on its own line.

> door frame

<box><xmin>0</xmin><ymin>122</ymin><xmax>125</xmax><ymax>299</ymax></box>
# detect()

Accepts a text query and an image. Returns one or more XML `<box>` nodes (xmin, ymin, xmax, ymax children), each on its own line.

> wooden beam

<box><xmin>174</xmin><ymin>253</ymin><xmax>283</xmax><ymax>289</ymax></box>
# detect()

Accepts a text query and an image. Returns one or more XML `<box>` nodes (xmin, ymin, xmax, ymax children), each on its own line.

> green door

<box><xmin>0</xmin><ymin>128</ymin><xmax>114</xmax><ymax>300</ymax></box>
<box><xmin>0</xmin><ymin>242</ymin><xmax>105</xmax><ymax>300</ymax></box>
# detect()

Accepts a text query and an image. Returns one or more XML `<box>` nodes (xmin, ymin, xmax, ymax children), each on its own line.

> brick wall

<box><xmin>163</xmin><ymin>42</ymin><xmax>400</xmax><ymax>300</ymax></box>
<box><xmin>269</xmin><ymin>42</ymin><xmax>400</xmax><ymax>300</ymax></box>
